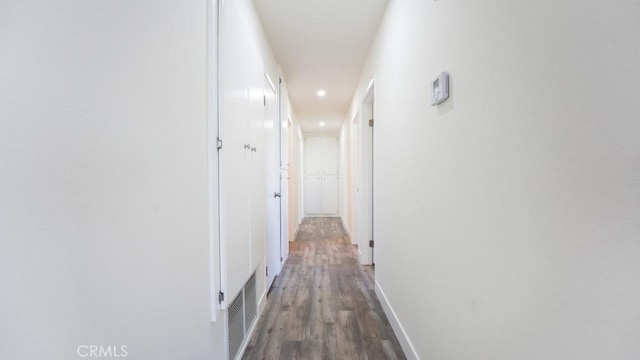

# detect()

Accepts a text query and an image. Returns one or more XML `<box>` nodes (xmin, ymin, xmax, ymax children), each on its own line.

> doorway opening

<box><xmin>354</xmin><ymin>79</ymin><xmax>375</xmax><ymax>266</ymax></box>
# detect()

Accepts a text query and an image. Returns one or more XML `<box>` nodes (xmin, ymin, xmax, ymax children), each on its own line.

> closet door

<box><xmin>304</xmin><ymin>175</ymin><xmax>323</xmax><ymax>214</ymax></box>
<box><xmin>304</xmin><ymin>137</ymin><xmax>323</xmax><ymax>175</ymax></box>
<box><xmin>220</xmin><ymin>0</ymin><xmax>252</xmax><ymax>301</ymax></box>
<box><xmin>321</xmin><ymin>137</ymin><xmax>339</xmax><ymax>175</ymax></box>
<box><xmin>322</xmin><ymin>175</ymin><xmax>339</xmax><ymax>214</ymax></box>
<box><xmin>247</xmin><ymin>43</ymin><xmax>265</xmax><ymax>272</ymax></box>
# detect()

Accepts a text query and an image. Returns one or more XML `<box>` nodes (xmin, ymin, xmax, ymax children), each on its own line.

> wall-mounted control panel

<box><xmin>431</xmin><ymin>72</ymin><xmax>449</xmax><ymax>106</ymax></box>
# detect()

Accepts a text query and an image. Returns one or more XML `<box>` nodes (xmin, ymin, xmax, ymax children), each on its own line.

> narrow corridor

<box><xmin>242</xmin><ymin>218</ymin><xmax>406</xmax><ymax>360</ymax></box>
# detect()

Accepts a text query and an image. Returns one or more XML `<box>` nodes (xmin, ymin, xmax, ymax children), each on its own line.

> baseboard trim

<box><xmin>258</xmin><ymin>288</ymin><xmax>267</xmax><ymax>313</ymax></box>
<box><xmin>341</xmin><ymin>216</ymin><xmax>353</xmax><ymax>241</ymax></box>
<box><xmin>375</xmin><ymin>280</ymin><xmax>420</xmax><ymax>360</ymax></box>
<box><xmin>293</xmin><ymin>223</ymin><xmax>300</xmax><ymax>240</ymax></box>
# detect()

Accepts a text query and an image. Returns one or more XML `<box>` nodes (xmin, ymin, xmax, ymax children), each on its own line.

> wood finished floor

<box><xmin>242</xmin><ymin>217</ymin><xmax>407</xmax><ymax>360</ymax></box>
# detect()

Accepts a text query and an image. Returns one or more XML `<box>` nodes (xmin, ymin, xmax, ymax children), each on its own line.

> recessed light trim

<box><xmin>317</xmin><ymin>89</ymin><xmax>326</xmax><ymax>97</ymax></box>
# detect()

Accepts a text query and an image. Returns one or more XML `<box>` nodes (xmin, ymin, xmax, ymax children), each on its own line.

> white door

<box><xmin>304</xmin><ymin>137</ymin><xmax>323</xmax><ymax>175</ymax></box>
<box><xmin>304</xmin><ymin>175</ymin><xmax>323</xmax><ymax>214</ymax></box>
<box><xmin>220</xmin><ymin>0</ymin><xmax>252</xmax><ymax>301</ymax></box>
<box><xmin>264</xmin><ymin>76</ymin><xmax>280</xmax><ymax>290</ymax></box>
<box><xmin>279</xmin><ymin>83</ymin><xmax>290</xmax><ymax>262</ymax></box>
<box><xmin>322</xmin><ymin>137</ymin><xmax>339</xmax><ymax>175</ymax></box>
<box><xmin>322</xmin><ymin>175</ymin><xmax>339</xmax><ymax>214</ymax></box>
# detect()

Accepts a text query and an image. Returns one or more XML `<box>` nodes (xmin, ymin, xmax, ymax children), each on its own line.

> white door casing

<box><xmin>264</xmin><ymin>75</ymin><xmax>280</xmax><ymax>290</ymax></box>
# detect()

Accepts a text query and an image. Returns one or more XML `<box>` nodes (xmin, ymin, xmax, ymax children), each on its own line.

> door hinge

<box><xmin>266</xmin><ymin>266</ymin><xmax>268</xmax><ymax>277</ymax></box>
<box><xmin>279</xmin><ymin>78</ymin><xmax>282</xmax><ymax>84</ymax></box>
<box><xmin>369</xmin><ymin>240</ymin><xmax>374</xmax><ymax>248</ymax></box>
<box><xmin>369</xmin><ymin>119</ymin><xmax>374</xmax><ymax>127</ymax></box>
<box><xmin>280</xmin><ymin>257</ymin><xmax>283</xmax><ymax>262</ymax></box>
<box><xmin>216</xmin><ymin>137</ymin><xmax>222</xmax><ymax>151</ymax></box>
<box><xmin>218</xmin><ymin>291</ymin><xmax>225</xmax><ymax>303</ymax></box>
<box><xmin>264</xmin><ymin>95</ymin><xmax>266</xmax><ymax>106</ymax></box>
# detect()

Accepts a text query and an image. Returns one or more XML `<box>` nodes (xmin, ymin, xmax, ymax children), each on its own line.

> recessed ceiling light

<box><xmin>319</xmin><ymin>122</ymin><xmax>325</xmax><ymax>127</ymax></box>
<box><xmin>317</xmin><ymin>89</ymin><xmax>326</xmax><ymax>97</ymax></box>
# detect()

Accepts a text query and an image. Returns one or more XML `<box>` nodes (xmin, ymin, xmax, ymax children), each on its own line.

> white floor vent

<box><xmin>227</xmin><ymin>272</ymin><xmax>257</xmax><ymax>360</ymax></box>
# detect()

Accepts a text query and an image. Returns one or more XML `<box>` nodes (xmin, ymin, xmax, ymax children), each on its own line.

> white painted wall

<box><xmin>339</xmin><ymin>118</ymin><xmax>354</xmax><ymax>238</ymax></box>
<box><xmin>0</xmin><ymin>1</ymin><xmax>225</xmax><ymax>359</ymax></box>
<box><xmin>288</xmin><ymin>116</ymin><xmax>305</xmax><ymax>240</ymax></box>
<box><xmin>348</xmin><ymin>1</ymin><xmax>640</xmax><ymax>359</ymax></box>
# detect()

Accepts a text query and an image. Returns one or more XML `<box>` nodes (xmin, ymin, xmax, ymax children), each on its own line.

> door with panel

<box><xmin>304</xmin><ymin>136</ymin><xmax>323</xmax><ymax>176</ymax></box>
<box><xmin>264</xmin><ymin>76</ymin><xmax>279</xmax><ymax>290</ymax></box>
<box><xmin>304</xmin><ymin>175</ymin><xmax>323</xmax><ymax>214</ymax></box>
<box><xmin>303</xmin><ymin>136</ymin><xmax>339</xmax><ymax>216</ymax></box>
<box><xmin>278</xmin><ymin>81</ymin><xmax>290</xmax><ymax>262</ymax></box>
<box><xmin>321</xmin><ymin>137</ymin><xmax>339</xmax><ymax>176</ymax></box>
<box><xmin>220</xmin><ymin>0</ymin><xmax>252</xmax><ymax>302</ymax></box>
<box><xmin>322</xmin><ymin>175</ymin><xmax>339</xmax><ymax>214</ymax></box>
<box><xmin>248</xmin><ymin>51</ymin><xmax>266</xmax><ymax>276</ymax></box>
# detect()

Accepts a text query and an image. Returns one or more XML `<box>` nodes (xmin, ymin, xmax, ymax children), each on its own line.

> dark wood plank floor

<box><xmin>242</xmin><ymin>217</ymin><xmax>407</xmax><ymax>360</ymax></box>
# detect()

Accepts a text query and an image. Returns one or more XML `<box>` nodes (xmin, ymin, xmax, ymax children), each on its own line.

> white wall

<box><xmin>0</xmin><ymin>1</ymin><xmax>224</xmax><ymax>359</ymax></box>
<box><xmin>339</xmin><ymin>119</ymin><xmax>353</xmax><ymax>237</ymax></box>
<box><xmin>349</xmin><ymin>1</ymin><xmax>640</xmax><ymax>359</ymax></box>
<box><xmin>287</xmin><ymin>104</ymin><xmax>304</xmax><ymax>242</ymax></box>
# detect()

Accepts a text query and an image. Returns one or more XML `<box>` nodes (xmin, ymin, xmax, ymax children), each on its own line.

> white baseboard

<box><xmin>375</xmin><ymin>280</ymin><xmax>420</xmax><ymax>360</ymax></box>
<box><xmin>258</xmin><ymin>288</ymin><xmax>267</xmax><ymax>313</ymax></box>
<box><xmin>293</xmin><ymin>224</ymin><xmax>300</xmax><ymax>241</ymax></box>
<box><xmin>341</xmin><ymin>216</ymin><xmax>353</xmax><ymax>241</ymax></box>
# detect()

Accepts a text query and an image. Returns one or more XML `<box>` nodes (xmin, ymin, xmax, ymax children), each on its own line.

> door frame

<box><xmin>208</xmin><ymin>0</ymin><xmax>220</xmax><ymax>320</ymax></box>
<box><xmin>265</xmin><ymin>73</ymin><xmax>280</xmax><ymax>290</ymax></box>
<box><xmin>354</xmin><ymin>78</ymin><xmax>375</xmax><ymax>265</ymax></box>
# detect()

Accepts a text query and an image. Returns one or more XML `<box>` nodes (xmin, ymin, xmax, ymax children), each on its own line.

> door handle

<box><xmin>273</xmin><ymin>192</ymin><xmax>281</xmax><ymax>198</ymax></box>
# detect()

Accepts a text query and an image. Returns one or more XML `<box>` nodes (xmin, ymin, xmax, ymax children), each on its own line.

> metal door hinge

<box><xmin>369</xmin><ymin>119</ymin><xmax>374</xmax><ymax>127</ymax></box>
<box><xmin>217</xmin><ymin>138</ymin><xmax>222</xmax><ymax>151</ymax></box>
<box><xmin>264</xmin><ymin>95</ymin><xmax>266</xmax><ymax>106</ymax></box>
<box><xmin>280</xmin><ymin>257</ymin><xmax>283</xmax><ymax>262</ymax></box>
<box><xmin>369</xmin><ymin>240</ymin><xmax>374</xmax><ymax>248</ymax></box>
<box><xmin>218</xmin><ymin>291</ymin><xmax>225</xmax><ymax>303</ymax></box>
<box><xmin>266</xmin><ymin>266</ymin><xmax>268</xmax><ymax>277</ymax></box>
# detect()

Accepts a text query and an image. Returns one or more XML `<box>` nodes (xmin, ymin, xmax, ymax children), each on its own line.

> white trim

<box><xmin>265</xmin><ymin>73</ymin><xmax>276</xmax><ymax>94</ymax></box>
<box><xmin>217</xmin><ymin>0</ymin><xmax>228</xmax><ymax>312</ymax></box>
<box><xmin>364</xmin><ymin>77</ymin><xmax>375</xmax><ymax>101</ymax></box>
<box><xmin>375</xmin><ymin>280</ymin><xmax>420</xmax><ymax>360</ymax></box>
<box><xmin>293</xmin><ymin>223</ymin><xmax>300</xmax><ymax>241</ymax></box>
<box><xmin>257</xmin><ymin>288</ymin><xmax>267</xmax><ymax>313</ymax></box>
<box><xmin>341</xmin><ymin>216</ymin><xmax>352</xmax><ymax>240</ymax></box>
<box><xmin>207</xmin><ymin>0</ymin><xmax>220</xmax><ymax>322</ymax></box>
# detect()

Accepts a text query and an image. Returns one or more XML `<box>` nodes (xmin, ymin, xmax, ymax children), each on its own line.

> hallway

<box><xmin>242</xmin><ymin>218</ymin><xmax>406</xmax><ymax>360</ymax></box>
<box><xmin>3</xmin><ymin>0</ymin><xmax>640</xmax><ymax>359</ymax></box>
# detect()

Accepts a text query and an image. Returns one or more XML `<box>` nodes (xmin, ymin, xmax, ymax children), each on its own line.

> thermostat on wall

<box><xmin>431</xmin><ymin>72</ymin><xmax>449</xmax><ymax>106</ymax></box>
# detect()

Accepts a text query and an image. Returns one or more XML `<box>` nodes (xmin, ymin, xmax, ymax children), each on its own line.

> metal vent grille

<box><xmin>227</xmin><ymin>291</ymin><xmax>244</xmax><ymax>360</ymax></box>
<box><xmin>244</xmin><ymin>273</ymin><xmax>257</xmax><ymax>330</ymax></box>
<box><xmin>226</xmin><ymin>271</ymin><xmax>258</xmax><ymax>360</ymax></box>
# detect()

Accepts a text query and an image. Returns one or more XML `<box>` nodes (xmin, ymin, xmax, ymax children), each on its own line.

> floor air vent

<box><xmin>227</xmin><ymin>271</ymin><xmax>258</xmax><ymax>360</ymax></box>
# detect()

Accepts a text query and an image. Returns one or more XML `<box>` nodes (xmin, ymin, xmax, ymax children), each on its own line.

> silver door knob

<box><xmin>273</xmin><ymin>192</ymin><xmax>281</xmax><ymax>198</ymax></box>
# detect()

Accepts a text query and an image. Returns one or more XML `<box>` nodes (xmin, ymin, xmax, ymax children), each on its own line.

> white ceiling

<box><xmin>253</xmin><ymin>0</ymin><xmax>388</xmax><ymax>133</ymax></box>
